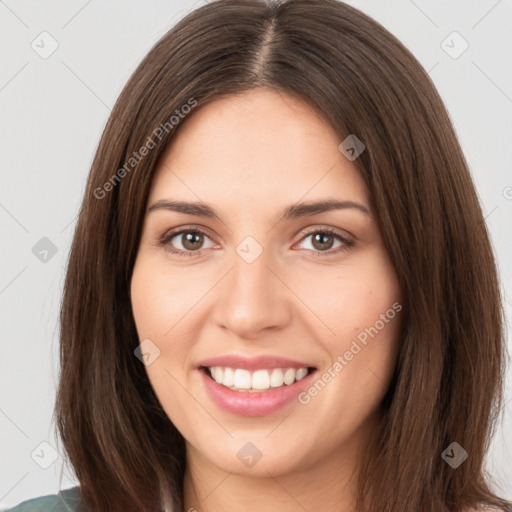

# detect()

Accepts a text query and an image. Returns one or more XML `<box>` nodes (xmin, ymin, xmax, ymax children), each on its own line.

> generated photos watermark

<box><xmin>298</xmin><ymin>301</ymin><xmax>402</xmax><ymax>404</ymax></box>
<box><xmin>93</xmin><ymin>97</ymin><xmax>198</xmax><ymax>200</ymax></box>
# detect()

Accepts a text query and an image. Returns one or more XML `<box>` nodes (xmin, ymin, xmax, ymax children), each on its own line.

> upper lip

<box><xmin>198</xmin><ymin>354</ymin><xmax>316</xmax><ymax>371</ymax></box>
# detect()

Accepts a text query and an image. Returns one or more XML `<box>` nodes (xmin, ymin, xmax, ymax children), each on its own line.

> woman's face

<box><xmin>130</xmin><ymin>88</ymin><xmax>403</xmax><ymax>479</ymax></box>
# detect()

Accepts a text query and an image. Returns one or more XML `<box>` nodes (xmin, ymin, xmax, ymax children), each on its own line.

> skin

<box><xmin>130</xmin><ymin>88</ymin><xmax>403</xmax><ymax>512</ymax></box>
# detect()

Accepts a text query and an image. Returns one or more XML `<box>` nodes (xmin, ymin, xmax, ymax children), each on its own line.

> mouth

<box><xmin>200</xmin><ymin>365</ymin><xmax>317</xmax><ymax>393</ymax></box>
<box><xmin>199</xmin><ymin>364</ymin><xmax>318</xmax><ymax>416</ymax></box>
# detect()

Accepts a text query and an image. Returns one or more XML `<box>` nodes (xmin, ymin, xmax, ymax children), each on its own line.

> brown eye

<box><xmin>296</xmin><ymin>228</ymin><xmax>355</xmax><ymax>256</ymax></box>
<box><xmin>311</xmin><ymin>232</ymin><xmax>335</xmax><ymax>251</ymax></box>
<box><xmin>180</xmin><ymin>231</ymin><xmax>204</xmax><ymax>251</ymax></box>
<box><xmin>159</xmin><ymin>228</ymin><xmax>216</xmax><ymax>257</ymax></box>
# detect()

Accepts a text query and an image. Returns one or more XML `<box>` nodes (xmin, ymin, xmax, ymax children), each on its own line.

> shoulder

<box><xmin>2</xmin><ymin>486</ymin><xmax>84</xmax><ymax>512</ymax></box>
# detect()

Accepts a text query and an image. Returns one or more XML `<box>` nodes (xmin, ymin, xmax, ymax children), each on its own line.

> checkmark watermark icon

<box><xmin>237</xmin><ymin>442</ymin><xmax>263</xmax><ymax>468</ymax></box>
<box><xmin>441</xmin><ymin>442</ymin><xmax>468</xmax><ymax>468</ymax></box>
<box><xmin>338</xmin><ymin>134</ymin><xmax>366</xmax><ymax>161</ymax></box>
<box><xmin>30</xmin><ymin>31</ymin><xmax>59</xmax><ymax>59</ymax></box>
<box><xmin>30</xmin><ymin>441</ymin><xmax>58</xmax><ymax>469</ymax></box>
<box><xmin>236</xmin><ymin>236</ymin><xmax>264</xmax><ymax>264</ymax></box>
<box><xmin>441</xmin><ymin>31</ymin><xmax>469</xmax><ymax>59</ymax></box>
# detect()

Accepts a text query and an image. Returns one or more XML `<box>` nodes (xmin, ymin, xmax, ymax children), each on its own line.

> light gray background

<box><xmin>1</xmin><ymin>0</ymin><xmax>511</xmax><ymax>508</ymax></box>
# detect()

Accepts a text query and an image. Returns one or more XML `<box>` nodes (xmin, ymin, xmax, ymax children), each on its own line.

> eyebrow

<box><xmin>147</xmin><ymin>198</ymin><xmax>370</xmax><ymax>222</ymax></box>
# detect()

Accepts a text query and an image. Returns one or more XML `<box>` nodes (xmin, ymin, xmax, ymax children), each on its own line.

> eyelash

<box><xmin>157</xmin><ymin>225</ymin><xmax>355</xmax><ymax>258</ymax></box>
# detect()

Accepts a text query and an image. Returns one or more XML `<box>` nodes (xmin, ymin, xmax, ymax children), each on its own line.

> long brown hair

<box><xmin>54</xmin><ymin>1</ymin><xmax>512</xmax><ymax>510</ymax></box>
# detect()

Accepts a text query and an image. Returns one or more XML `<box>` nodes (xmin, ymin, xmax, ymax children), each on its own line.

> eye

<box><xmin>294</xmin><ymin>227</ymin><xmax>354</xmax><ymax>256</ymax></box>
<box><xmin>157</xmin><ymin>227</ymin><xmax>217</xmax><ymax>257</ymax></box>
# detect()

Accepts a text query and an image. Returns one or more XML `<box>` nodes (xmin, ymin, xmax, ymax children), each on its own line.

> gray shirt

<box><xmin>1</xmin><ymin>487</ymin><xmax>85</xmax><ymax>512</ymax></box>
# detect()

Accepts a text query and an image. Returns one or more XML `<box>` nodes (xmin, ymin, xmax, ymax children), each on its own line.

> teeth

<box><xmin>283</xmin><ymin>368</ymin><xmax>295</xmax><ymax>385</ymax></box>
<box><xmin>223</xmin><ymin>367</ymin><xmax>235</xmax><ymax>387</ymax></box>
<box><xmin>212</xmin><ymin>367</ymin><xmax>223</xmax><ymax>384</ymax></box>
<box><xmin>270</xmin><ymin>368</ymin><xmax>284</xmax><ymax>387</ymax></box>
<box><xmin>234</xmin><ymin>369</ymin><xmax>251</xmax><ymax>389</ymax></box>
<box><xmin>296</xmin><ymin>368</ymin><xmax>308</xmax><ymax>380</ymax></box>
<box><xmin>206</xmin><ymin>366</ymin><xmax>311</xmax><ymax>392</ymax></box>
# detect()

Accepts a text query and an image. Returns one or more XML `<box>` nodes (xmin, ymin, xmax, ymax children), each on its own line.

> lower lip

<box><xmin>199</xmin><ymin>368</ymin><xmax>316</xmax><ymax>416</ymax></box>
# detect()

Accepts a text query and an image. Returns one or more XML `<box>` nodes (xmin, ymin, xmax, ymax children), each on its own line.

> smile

<box><xmin>198</xmin><ymin>360</ymin><xmax>317</xmax><ymax>416</ymax></box>
<box><xmin>203</xmin><ymin>366</ymin><xmax>314</xmax><ymax>392</ymax></box>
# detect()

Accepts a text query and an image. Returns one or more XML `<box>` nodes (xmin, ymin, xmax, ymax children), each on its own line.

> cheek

<box><xmin>300</xmin><ymin>249</ymin><xmax>402</xmax><ymax>345</ymax></box>
<box><xmin>301</xmin><ymin>249</ymin><xmax>402</xmax><ymax>395</ymax></box>
<box><xmin>130</xmin><ymin>257</ymin><xmax>197</xmax><ymax>393</ymax></box>
<box><xmin>130</xmin><ymin>256</ymin><xmax>203</xmax><ymax>340</ymax></box>
<box><xmin>130</xmin><ymin>258</ymin><xmax>202</xmax><ymax>429</ymax></box>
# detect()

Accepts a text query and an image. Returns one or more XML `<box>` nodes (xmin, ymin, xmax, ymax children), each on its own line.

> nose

<box><xmin>212</xmin><ymin>244</ymin><xmax>292</xmax><ymax>340</ymax></box>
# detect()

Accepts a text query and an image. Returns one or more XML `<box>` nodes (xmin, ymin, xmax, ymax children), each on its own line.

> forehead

<box><xmin>148</xmin><ymin>88</ymin><xmax>369</xmax><ymax>213</ymax></box>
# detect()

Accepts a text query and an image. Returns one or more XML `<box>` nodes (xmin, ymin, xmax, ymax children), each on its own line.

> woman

<box><xmin>5</xmin><ymin>0</ymin><xmax>511</xmax><ymax>511</ymax></box>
